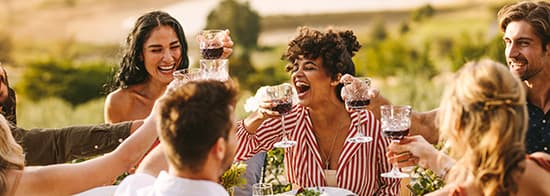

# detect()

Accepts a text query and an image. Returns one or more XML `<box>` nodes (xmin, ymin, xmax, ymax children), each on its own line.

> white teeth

<box><xmin>295</xmin><ymin>81</ymin><xmax>309</xmax><ymax>87</ymax></box>
<box><xmin>159</xmin><ymin>65</ymin><xmax>175</xmax><ymax>71</ymax></box>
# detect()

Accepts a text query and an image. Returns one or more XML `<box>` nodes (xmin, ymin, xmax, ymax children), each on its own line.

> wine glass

<box><xmin>199</xmin><ymin>59</ymin><xmax>229</xmax><ymax>81</ymax></box>
<box><xmin>252</xmin><ymin>183</ymin><xmax>273</xmax><ymax>196</ymax></box>
<box><xmin>380</xmin><ymin>105</ymin><xmax>412</xmax><ymax>178</ymax></box>
<box><xmin>197</xmin><ymin>29</ymin><xmax>224</xmax><ymax>60</ymax></box>
<box><xmin>262</xmin><ymin>83</ymin><xmax>296</xmax><ymax>148</ymax></box>
<box><xmin>341</xmin><ymin>77</ymin><xmax>373</xmax><ymax>143</ymax></box>
<box><xmin>168</xmin><ymin>68</ymin><xmax>204</xmax><ymax>90</ymax></box>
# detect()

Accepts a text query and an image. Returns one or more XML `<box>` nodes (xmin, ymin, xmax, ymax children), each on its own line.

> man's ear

<box><xmin>330</xmin><ymin>73</ymin><xmax>342</xmax><ymax>86</ymax></box>
<box><xmin>212</xmin><ymin>137</ymin><xmax>227</xmax><ymax>160</ymax></box>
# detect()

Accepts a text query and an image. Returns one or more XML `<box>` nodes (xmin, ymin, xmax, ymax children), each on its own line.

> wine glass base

<box><xmin>381</xmin><ymin>171</ymin><xmax>409</xmax><ymax>178</ymax></box>
<box><xmin>273</xmin><ymin>140</ymin><xmax>297</xmax><ymax>148</ymax></box>
<box><xmin>346</xmin><ymin>136</ymin><xmax>373</xmax><ymax>143</ymax></box>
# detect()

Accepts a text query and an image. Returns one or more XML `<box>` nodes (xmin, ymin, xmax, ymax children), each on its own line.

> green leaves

<box><xmin>221</xmin><ymin>162</ymin><xmax>248</xmax><ymax>191</ymax></box>
<box><xmin>15</xmin><ymin>58</ymin><xmax>112</xmax><ymax>105</ymax></box>
<box><xmin>407</xmin><ymin>166</ymin><xmax>446</xmax><ymax>195</ymax></box>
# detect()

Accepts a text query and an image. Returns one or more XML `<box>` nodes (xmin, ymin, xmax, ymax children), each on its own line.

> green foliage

<box><xmin>206</xmin><ymin>0</ymin><xmax>261</xmax><ymax>53</ymax></box>
<box><xmin>15</xmin><ymin>58</ymin><xmax>112</xmax><ymax>105</ymax></box>
<box><xmin>221</xmin><ymin>162</ymin><xmax>248</xmax><ymax>193</ymax></box>
<box><xmin>399</xmin><ymin>21</ymin><xmax>410</xmax><ymax>35</ymax></box>
<box><xmin>412</xmin><ymin>4</ymin><xmax>435</xmax><ymax>22</ymax></box>
<box><xmin>408</xmin><ymin>166</ymin><xmax>446</xmax><ymax>195</ymax></box>
<box><xmin>485</xmin><ymin>33</ymin><xmax>506</xmax><ymax>65</ymax></box>
<box><xmin>264</xmin><ymin>148</ymin><xmax>291</xmax><ymax>194</ymax></box>
<box><xmin>449</xmin><ymin>32</ymin><xmax>486</xmax><ymax>71</ymax></box>
<box><xmin>370</xmin><ymin>19</ymin><xmax>388</xmax><ymax>42</ymax></box>
<box><xmin>358</xmin><ymin>36</ymin><xmax>437</xmax><ymax>79</ymax></box>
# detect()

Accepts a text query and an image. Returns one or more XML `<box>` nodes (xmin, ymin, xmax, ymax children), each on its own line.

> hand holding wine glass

<box><xmin>380</xmin><ymin>105</ymin><xmax>412</xmax><ymax>178</ymax></box>
<box><xmin>340</xmin><ymin>75</ymin><xmax>373</xmax><ymax>143</ymax></box>
<box><xmin>257</xmin><ymin>83</ymin><xmax>296</xmax><ymax>148</ymax></box>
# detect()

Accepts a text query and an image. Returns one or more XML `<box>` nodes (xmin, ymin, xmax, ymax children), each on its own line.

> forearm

<box><xmin>136</xmin><ymin>145</ymin><xmax>168</xmax><ymax>177</ymax></box>
<box><xmin>112</xmin><ymin>117</ymin><xmax>157</xmax><ymax>168</ymax></box>
<box><xmin>242</xmin><ymin>111</ymin><xmax>266</xmax><ymax>134</ymax></box>
<box><xmin>17</xmin><ymin>122</ymin><xmax>133</xmax><ymax>165</ymax></box>
<box><xmin>410</xmin><ymin>109</ymin><xmax>438</xmax><ymax>144</ymax></box>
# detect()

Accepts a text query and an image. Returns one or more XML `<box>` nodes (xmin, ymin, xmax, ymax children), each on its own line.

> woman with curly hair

<box><xmin>234</xmin><ymin>26</ymin><xmax>400</xmax><ymax>195</ymax></box>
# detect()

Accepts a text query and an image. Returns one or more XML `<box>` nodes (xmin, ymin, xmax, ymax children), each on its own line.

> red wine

<box><xmin>346</xmin><ymin>99</ymin><xmax>370</xmax><ymax>109</ymax></box>
<box><xmin>200</xmin><ymin>47</ymin><xmax>223</xmax><ymax>59</ymax></box>
<box><xmin>272</xmin><ymin>102</ymin><xmax>292</xmax><ymax>115</ymax></box>
<box><xmin>383</xmin><ymin>128</ymin><xmax>409</xmax><ymax>140</ymax></box>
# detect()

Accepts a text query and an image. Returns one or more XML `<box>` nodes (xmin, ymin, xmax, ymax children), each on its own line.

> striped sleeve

<box><xmin>234</xmin><ymin>106</ymin><xmax>300</xmax><ymax>162</ymax></box>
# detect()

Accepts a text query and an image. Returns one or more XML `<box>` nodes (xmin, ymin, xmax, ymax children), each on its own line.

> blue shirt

<box><xmin>526</xmin><ymin>103</ymin><xmax>550</xmax><ymax>153</ymax></box>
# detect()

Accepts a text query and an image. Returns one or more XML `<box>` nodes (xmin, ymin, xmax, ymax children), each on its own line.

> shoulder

<box><xmin>106</xmin><ymin>88</ymin><xmax>134</xmax><ymax>106</ymax></box>
<box><xmin>114</xmin><ymin>173</ymin><xmax>156</xmax><ymax>196</ymax></box>
<box><xmin>105</xmin><ymin>88</ymin><xmax>135</xmax><ymax>123</ymax></box>
<box><xmin>517</xmin><ymin>154</ymin><xmax>550</xmax><ymax>194</ymax></box>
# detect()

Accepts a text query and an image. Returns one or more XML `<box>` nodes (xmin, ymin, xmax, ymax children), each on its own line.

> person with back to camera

<box><xmin>115</xmin><ymin>79</ymin><xmax>239</xmax><ymax>196</ymax></box>
<box><xmin>387</xmin><ymin>0</ymin><xmax>550</xmax><ymax>184</ymax></box>
<box><xmin>404</xmin><ymin>59</ymin><xmax>549</xmax><ymax>195</ymax></box>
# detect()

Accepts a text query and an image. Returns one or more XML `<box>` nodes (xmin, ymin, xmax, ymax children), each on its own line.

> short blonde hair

<box><xmin>438</xmin><ymin>59</ymin><xmax>527</xmax><ymax>195</ymax></box>
<box><xmin>0</xmin><ymin>114</ymin><xmax>24</xmax><ymax>194</ymax></box>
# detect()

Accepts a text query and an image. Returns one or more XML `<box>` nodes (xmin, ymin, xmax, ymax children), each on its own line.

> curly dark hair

<box><xmin>110</xmin><ymin>11</ymin><xmax>189</xmax><ymax>90</ymax></box>
<box><xmin>282</xmin><ymin>26</ymin><xmax>361</xmax><ymax>102</ymax></box>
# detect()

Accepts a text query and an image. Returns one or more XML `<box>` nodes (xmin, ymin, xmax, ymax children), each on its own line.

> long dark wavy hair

<box><xmin>282</xmin><ymin>26</ymin><xmax>361</xmax><ymax>102</ymax></box>
<box><xmin>109</xmin><ymin>11</ymin><xmax>189</xmax><ymax>91</ymax></box>
<box><xmin>0</xmin><ymin>67</ymin><xmax>16</xmax><ymax>126</ymax></box>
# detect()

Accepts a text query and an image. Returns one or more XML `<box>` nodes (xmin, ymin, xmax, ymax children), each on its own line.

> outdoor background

<box><xmin>0</xmin><ymin>0</ymin><xmax>512</xmax><ymax>129</ymax></box>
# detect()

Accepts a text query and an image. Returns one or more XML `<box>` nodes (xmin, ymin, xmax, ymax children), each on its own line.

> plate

<box><xmin>280</xmin><ymin>187</ymin><xmax>356</xmax><ymax>196</ymax></box>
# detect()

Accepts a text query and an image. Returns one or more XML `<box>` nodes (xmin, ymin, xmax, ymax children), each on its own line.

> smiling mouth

<box><xmin>295</xmin><ymin>82</ymin><xmax>310</xmax><ymax>94</ymax></box>
<box><xmin>158</xmin><ymin>64</ymin><xmax>175</xmax><ymax>72</ymax></box>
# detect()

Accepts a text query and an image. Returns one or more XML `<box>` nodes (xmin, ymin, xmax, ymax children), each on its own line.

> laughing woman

<box><xmin>105</xmin><ymin>11</ymin><xmax>232</xmax><ymax>124</ymax></box>
<box><xmin>234</xmin><ymin>27</ymin><xmax>400</xmax><ymax>195</ymax></box>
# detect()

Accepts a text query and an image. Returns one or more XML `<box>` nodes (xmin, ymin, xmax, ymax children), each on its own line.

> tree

<box><xmin>206</xmin><ymin>0</ymin><xmax>261</xmax><ymax>54</ymax></box>
<box><xmin>370</xmin><ymin>19</ymin><xmax>388</xmax><ymax>42</ymax></box>
<box><xmin>412</xmin><ymin>4</ymin><xmax>435</xmax><ymax>22</ymax></box>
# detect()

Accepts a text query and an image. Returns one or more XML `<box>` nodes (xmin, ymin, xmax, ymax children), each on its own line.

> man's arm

<box><xmin>11</xmin><ymin>121</ymin><xmax>142</xmax><ymax>166</ymax></box>
<box><xmin>368</xmin><ymin>93</ymin><xmax>439</xmax><ymax>144</ymax></box>
<box><xmin>410</xmin><ymin>109</ymin><xmax>438</xmax><ymax>144</ymax></box>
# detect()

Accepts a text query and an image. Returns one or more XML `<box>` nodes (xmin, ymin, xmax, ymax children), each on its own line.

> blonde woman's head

<box><xmin>438</xmin><ymin>59</ymin><xmax>527</xmax><ymax>195</ymax></box>
<box><xmin>0</xmin><ymin>114</ymin><xmax>24</xmax><ymax>194</ymax></box>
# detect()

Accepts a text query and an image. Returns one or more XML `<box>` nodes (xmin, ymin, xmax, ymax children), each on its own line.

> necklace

<box><xmin>315</xmin><ymin>124</ymin><xmax>344</xmax><ymax>170</ymax></box>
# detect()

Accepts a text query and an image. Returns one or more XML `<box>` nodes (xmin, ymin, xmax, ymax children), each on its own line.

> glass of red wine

<box><xmin>198</xmin><ymin>30</ymin><xmax>224</xmax><ymax>60</ymax></box>
<box><xmin>380</xmin><ymin>105</ymin><xmax>412</xmax><ymax>178</ymax></box>
<box><xmin>341</xmin><ymin>77</ymin><xmax>373</xmax><ymax>143</ymax></box>
<box><xmin>263</xmin><ymin>83</ymin><xmax>296</xmax><ymax>148</ymax></box>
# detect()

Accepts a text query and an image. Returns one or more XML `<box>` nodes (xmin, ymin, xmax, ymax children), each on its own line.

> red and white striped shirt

<box><xmin>235</xmin><ymin>105</ymin><xmax>400</xmax><ymax>196</ymax></box>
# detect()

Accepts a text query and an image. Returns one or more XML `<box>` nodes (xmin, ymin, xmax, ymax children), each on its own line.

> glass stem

<box><xmin>281</xmin><ymin>114</ymin><xmax>287</xmax><ymax>141</ymax></box>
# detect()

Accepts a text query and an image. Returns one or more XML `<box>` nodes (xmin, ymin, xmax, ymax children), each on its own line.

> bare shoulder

<box><xmin>517</xmin><ymin>156</ymin><xmax>550</xmax><ymax>195</ymax></box>
<box><xmin>105</xmin><ymin>88</ymin><xmax>135</xmax><ymax>123</ymax></box>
